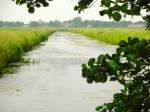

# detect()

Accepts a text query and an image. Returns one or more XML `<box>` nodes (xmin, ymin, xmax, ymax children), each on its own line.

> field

<box><xmin>69</xmin><ymin>28</ymin><xmax>150</xmax><ymax>44</ymax></box>
<box><xmin>0</xmin><ymin>28</ymin><xmax>56</xmax><ymax>73</ymax></box>
<box><xmin>0</xmin><ymin>27</ymin><xmax>149</xmax><ymax>73</ymax></box>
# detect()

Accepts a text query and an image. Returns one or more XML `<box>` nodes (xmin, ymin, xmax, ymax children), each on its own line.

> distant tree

<box><xmin>38</xmin><ymin>20</ymin><xmax>47</xmax><ymax>27</ymax></box>
<box><xmin>0</xmin><ymin>21</ymin><xmax>24</xmax><ymax>27</ymax></box>
<box><xmin>14</xmin><ymin>21</ymin><xmax>24</xmax><ymax>27</ymax></box>
<box><xmin>13</xmin><ymin>0</ymin><xmax>149</xmax><ymax>29</ymax></box>
<box><xmin>28</xmin><ymin>21</ymin><xmax>40</xmax><ymax>27</ymax></box>
<box><xmin>74</xmin><ymin>0</ymin><xmax>150</xmax><ymax>29</ymax></box>
<box><xmin>72</xmin><ymin>17</ymin><xmax>83</xmax><ymax>27</ymax></box>
<box><xmin>48</xmin><ymin>20</ymin><xmax>61</xmax><ymax>27</ymax></box>
<box><xmin>0</xmin><ymin>21</ymin><xmax>4</xmax><ymax>27</ymax></box>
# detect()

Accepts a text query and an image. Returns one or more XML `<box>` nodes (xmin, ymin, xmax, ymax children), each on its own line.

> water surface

<box><xmin>0</xmin><ymin>32</ymin><xmax>121</xmax><ymax>112</ymax></box>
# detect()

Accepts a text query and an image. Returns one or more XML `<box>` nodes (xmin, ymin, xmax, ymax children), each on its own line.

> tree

<box><xmin>12</xmin><ymin>0</ymin><xmax>52</xmax><ymax>13</ymax></box>
<box><xmin>74</xmin><ymin>0</ymin><xmax>150</xmax><ymax>29</ymax></box>
<box><xmin>0</xmin><ymin>21</ymin><xmax>24</xmax><ymax>27</ymax></box>
<box><xmin>28</xmin><ymin>21</ymin><xmax>40</xmax><ymax>27</ymax></box>
<box><xmin>72</xmin><ymin>17</ymin><xmax>83</xmax><ymax>27</ymax></box>
<box><xmin>13</xmin><ymin>0</ymin><xmax>150</xmax><ymax>112</ymax></box>
<box><xmin>13</xmin><ymin>0</ymin><xmax>150</xmax><ymax>29</ymax></box>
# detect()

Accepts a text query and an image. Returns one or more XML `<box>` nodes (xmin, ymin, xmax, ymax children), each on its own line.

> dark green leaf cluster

<box><xmin>144</xmin><ymin>15</ymin><xmax>150</xmax><ymax>30</ymax></box>
<box><xmin>12</xmin><ymin>0</ymin><xmax>52</xmax><ymax>13</ymax></box>
<box><xmin>75</xmin><ymin>0</ymin><xmax>150</xmax><ymax>22</ymax></box>
<box><xmin>82</xmin><ymin>37</ymin><xmax>150</xmax><ymax>112</ymax></box>
<box><xmin>13</xmin><ymin>0</ymin><xmax>150</xmax><ymax>29</ymax></box>
<box><xmin>74</xmin><ymin>0</ymin><xmax>93</xmax><ymax>13</ymax></box>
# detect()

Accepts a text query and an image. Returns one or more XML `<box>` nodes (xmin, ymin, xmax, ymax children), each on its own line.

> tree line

<box><xmin>0</xmin><ymin>17</ymin><xmax>145</xmax><ymax>28</ymax></box>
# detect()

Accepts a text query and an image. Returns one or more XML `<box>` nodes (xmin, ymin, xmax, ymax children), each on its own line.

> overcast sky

<box><xmin>0</xmin><ymin>0</ymin><xmax>143</xmax><ymax>23</ymax></box>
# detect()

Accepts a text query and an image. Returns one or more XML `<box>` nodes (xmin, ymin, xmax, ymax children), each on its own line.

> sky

<box><xmin>0</xmin><ymin>0</ymin><xmax>144</xmax><ymax>23</ymax></box>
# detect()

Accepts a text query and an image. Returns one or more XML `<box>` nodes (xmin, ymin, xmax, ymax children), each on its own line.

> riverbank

<box><xmin>69</xmin><ymin>28</ymin><xmax>150</xmax><ymax>44</ymax></box>
<box><xmin>0</xmin><ymin>28</ymin><xmax>56</xmax><ymax>74</ymax></box>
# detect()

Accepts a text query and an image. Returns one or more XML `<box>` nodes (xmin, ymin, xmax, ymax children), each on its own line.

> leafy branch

<box><xmin>82</xmin><ymin>37</ymin><xmax>150</xmax><ymax>112</ymax></box>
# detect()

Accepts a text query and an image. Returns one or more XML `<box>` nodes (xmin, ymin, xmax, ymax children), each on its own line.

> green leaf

<box><xmin>43</xmin><ymin>2</ymin><xmax>49</xmax><ymax>7</ymax></box>
<box><xmin>119</xmin><ymin>40</ymin><xmax>127</xmax><ymax>47</ymax></box>
<box><xmin>121</xmin><ymin>3</ymin><xmax>128</xmax><ymax>13</ymax></box>
<box><xmin>95</xmin><ymin>74</ymin><xmax>107</xmax><ymax>83</ymax></box>
<box><xmin>128</xmin><ymin>37</ymin><xmax>132</xmax><ymax>42</ymax></box>
<box><xmin>110</xmin><ymin>77</ymin><xmax>117</xmax><ymax>81</ymax></box>
<box><xmin>99</xmin><ymin>10</ymin><xmax>108</xmax><ymax>16</ymax></box>
<box><xmin>101</xmin><ymin>0</ymin><xmax>111</xmax><ymax>7</ymax></box>
<box><xmin>36</xmin><ymin>3</ymin><xmax>41</xmax><ymax>8</ymax></box>
<box><xmin>136</xmin><ymin>39</ymin><xmax>147</xmax><ymax>50</ymax></box>
<box><xmin>74</xmin><ymin>6</ymin><xmax>79</xmax><ymax>10</ymax></box>
<box><xmin>97</xmin><ymin>54</ymin><xmax>106</xmax><ymax>65</ymax></box>
<box><xmin>131</xmin><ymin>5</ymin><xmax>141</xmax><ymax>15</ymax></box>
<box><xmin>87</xmin><ymin>77</ymin><xmax>94</xmax><ymax>84</ymax></box>
<box><xmin>82</xmin><ymin>64</ymin><xmax>87</xmax><ymax>69</ymax></box>
<box><xmin>127</xmin><ymin>54</ymin><xmax>137</xmax><ymax>62</ymax></box>
<box><xmin>132</xmin><ymin>37</ymin><xmax>140</xmax><ymax>44</ymax></box>
<box><xmin>112</xmin><ymin>12</ymin><xmax>122</xmax><ymax>21</ymax></box>
<box><xmin>19</xmin><ymin>0</ymin><xmax>26</xmax><ymax>5</ymax></box>
<box><xmin>28</xmin><ymin>7</ymin><xmax>35</xmax><ymax>13</ymax></box>
<box><xmin>27</xmin><ymin>3</ymin><xmax>30</xmax><ymax>8</ymax></box>
<box><xmin>96</xmin><ymin>105</ymin><xmax>103</xmax><ymax>111</ymax></box>
<box><xmin>112</xmin><ymin>5</ymin><xmax>120</xmax><ymax>11</ymax></box>
<box><xmin>16</xmin><ymin>0</ymin><xmax>20</xmax><ymax>4</ymax></box>
<box><xmin>88</xmin><ymin>58</ymin><xmax>95</xmax><ymax>67</ymax></box>
<box><xmin>148</xmin><ymin>39</ymin><xmax>150</xmax><ymax>44</ymax></box>
<box><xmin>117</xmin><ymin>47</ymin><xmax>125</xmax><ymax>55</ymax></box>
<box><xmin>105</xmin><ymin>103</ymin><xmax>114</xmax><ymax>110</ymax></box>
<box><xmin>106</xmin><ymin>60</ymin><xmax>119</xmax><ymax>73</ymax></box>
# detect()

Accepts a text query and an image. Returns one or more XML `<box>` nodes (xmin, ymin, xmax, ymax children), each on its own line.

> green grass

<box><xmin>0</xmin><ymin>28</ymin><xmax>56</xmax><ymax>73</ymax></box>
<box><xmin>69</xmin><ymin>28</ymin><xmax>150</xmax><ymax>44</ymax></box>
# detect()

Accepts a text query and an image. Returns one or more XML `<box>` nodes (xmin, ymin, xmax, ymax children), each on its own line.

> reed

<box><xmin>0</xmin><ymin>28</ymin><xmax>56</xmax><ymax>73</ymax></box>
<box><xmin>69</xmin><ymin>28</ymin><xmax>150</xmax><ymax>44</ymax></box>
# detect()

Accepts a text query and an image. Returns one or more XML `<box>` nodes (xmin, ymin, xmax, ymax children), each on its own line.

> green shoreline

<box><xmin>68</xmin><ymin>28</ymin><xmax>150</xmax><ymax>45</ymax></box>
<box><xmin>0</xmin><ymin>28</ymin><xmax>56</xmax><ymax>75</ymax></box>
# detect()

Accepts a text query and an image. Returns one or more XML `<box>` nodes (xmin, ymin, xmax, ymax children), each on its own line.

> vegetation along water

<box><xmin>0</xmin><ymin>28</ymin><xmax>56</xmax><ymax>74</ymax></box>
<box><xmin>69</xmin><ymin>28</ymin><xmax>150</xmax><ymax>44</ymax></box>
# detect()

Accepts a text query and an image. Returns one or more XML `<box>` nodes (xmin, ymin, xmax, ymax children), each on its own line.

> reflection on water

<box><xmin>0</xmin><ymin>32</ymin><xmax>122</xmax><ymax>112</ymax></box>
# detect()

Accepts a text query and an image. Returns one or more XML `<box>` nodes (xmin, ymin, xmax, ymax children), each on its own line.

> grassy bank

<box><xmin>0</xmin><ymin>28</ymin><xmax>55</xmax><ymax>73</ymax></box>
<box><xmin>69</xmin><ymin>28</ymin><xmax>150</xmax><ymax>44</ymax></box>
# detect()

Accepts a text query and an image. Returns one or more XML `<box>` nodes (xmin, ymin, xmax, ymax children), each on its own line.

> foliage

<box><xmin>67</xmin><ymin>17</ymin><xmax>145</xmax><ymax>28</ymax></box>
<box><xmin>74</xmin><ymin>0</ymin><xmax>150</xmax><ymax>29</ymax></box>
<box><xmin>12</xmin><ymin>0</ymin><xmax>150</xmax><ymax>28</ymax></box>
<box><xmin>0</xmin><ymin>28</ymin><xmax>55</xmax><ymax>74</ymax></box>
<box><xmin>0</xmin><ymin>21</ymin><xmax>24</xmax><ymax>27</ymax></box>
<box><xmin>144</xmin><ymin>15</ymin><xmax>150</xmax><ymax>30</ymax></box>
<box><xmin>0</xmin><ymin>19</ymin><xmax>145</xmax><ymax>28</ymax></box>
<box><xmin>69</xmin><ymin>28</ymin><xmax>150</xmax><ymax>44</ymax></box>
<box><xmin>12</xmin><ymin>0</ymin><xmax>52</xmax><ymax>13</ymax></box>
<box><xmin>74</xmin><ymin>0</ymin><xmax>150</xmax><ymax>20</ymax></box>
<box><xmin>82</xmin><ymin>37</ymin><xmax>150</xmax><ymax>111</ymax></box>
<box><xmin>13</xmin><ymin>0</ymin><xmax>150</xmax><ymax>29</ymax></box>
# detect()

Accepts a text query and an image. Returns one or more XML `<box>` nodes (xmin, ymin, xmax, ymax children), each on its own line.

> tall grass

<box><xmin>69</xmin><ymin>28</ymin><xmax>150</xmax><ymax>44</ymax></box>
<box><xmin>0</xmin><ymin>28</ymin><xmax>56</xmax><ymax>73</ymax></box>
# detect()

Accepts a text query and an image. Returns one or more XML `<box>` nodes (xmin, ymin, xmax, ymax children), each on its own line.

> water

<box><xmin>0</xmin><ymin>32</ymin><xmax>122</xmax><ymax>112</ymax></box>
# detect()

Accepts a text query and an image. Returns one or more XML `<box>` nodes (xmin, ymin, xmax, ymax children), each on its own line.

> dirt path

<box><xmin>0</xmin><ymin>32</ymin><xmax>121</xmax><ymax>112</ymax></box>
